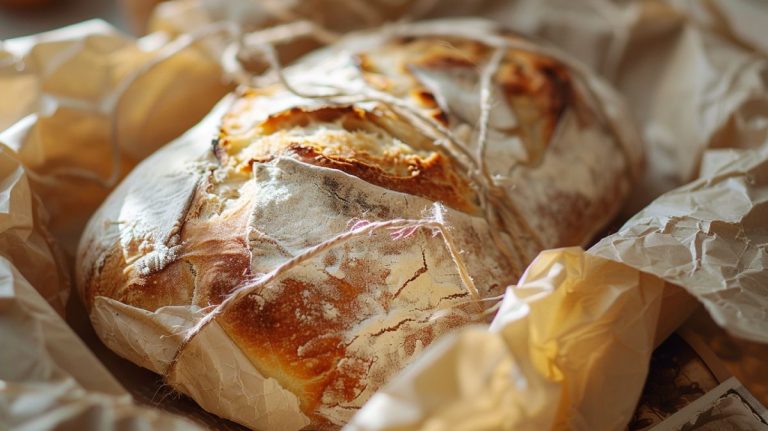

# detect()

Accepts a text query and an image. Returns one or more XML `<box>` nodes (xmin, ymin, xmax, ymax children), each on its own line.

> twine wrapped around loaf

<box><xmin>148</xmin><ymin>20</ymin><xmax>641</xmax><ymax>394</ymax></box>
<box><xmin>50</xmin><ymin>18</ymin><xmax>635</xmax><ymax>404</ymax></box>
<box><xmin>24</xmin><ymin>19</ymin><xmax>334</xmax><ymax>190</ymax></box>
<box><xmin>247</xmin><ymin>23</ymin><xmax>640</xmax><ymax>270</ymax></box>
<box><xmin>253</xmin><ymin>42</ymin><xmax>538</xmax><ymax>273</ymax></box>
<box><xmin>20</xmin><ymin>1</ymin><xmax>452</xmax><ymax>190</ymax></box>
<box><xmin>162</xmin><ymin>202</ymin><xmax>486</xmax><ymax>382</ymax></box>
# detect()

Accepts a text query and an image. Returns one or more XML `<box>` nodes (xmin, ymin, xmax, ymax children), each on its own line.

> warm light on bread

<box><xmin>77</xmin><ymin>19</ymin><xmax>641</xmax><ymax>430</ymax></box>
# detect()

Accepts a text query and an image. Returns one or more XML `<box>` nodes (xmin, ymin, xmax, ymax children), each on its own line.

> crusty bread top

<box><xmin>78</xmin><ymin>19</ymin><xmax>640</xmax><ymax>430</ymax></box>
<box><xmin>217</xmin><ymin>104</ymin><xmax>480</xmax><ymax>214</ymax></box>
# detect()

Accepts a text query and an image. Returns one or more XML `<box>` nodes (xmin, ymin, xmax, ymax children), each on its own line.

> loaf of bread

<box><xmin>77</xmin><ymin>19</ymin><xmax>641</xmax><ymax>430</ymax></box>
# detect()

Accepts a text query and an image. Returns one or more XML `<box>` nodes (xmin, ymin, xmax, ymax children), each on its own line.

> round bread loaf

<box><xmin>77</xmin><ymin>19</ymin><xmax>641</xmax><ymax>430</ymax></box>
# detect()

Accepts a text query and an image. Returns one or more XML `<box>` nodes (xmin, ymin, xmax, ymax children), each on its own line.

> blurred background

<box><xmin>0</xmin><ymin>0</ymin><xmax>138</xmax><ymax>38</ymax></box>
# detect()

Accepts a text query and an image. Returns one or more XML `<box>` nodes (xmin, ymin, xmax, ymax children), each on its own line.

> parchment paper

<box><xmin>345</xmin><ymin>2</ymin><xmax>768</xmax><ymax>429</ymax></box>
<box><xmin>0</xmin><ymin>18</ymin><xmax>233</xmax><ymax>431</ymax></box>
<box><xmin>478</xmin><ymin>0</ymin><xmax>768</xmax><ymax>213</ymax></box>
<box><xmin>1</xmin><ymin>1</ymin><xmax>767</xmax><ymax>430</ymax></box>
<box><xmin>591</xmin><ymin>144</ymin><xmax>768</xmax><ymax>343</ymax></box>
<box><xmin>0</xmin><ymin>140</ymin><xmax>203</xmax><ymax>430</ymax></box>
<box><xmin>347</xmin><ymin>248</ymin><xmax>669</xmax><ymax>431</ymax></box>
<box><xmin>0</xmin><ymin>19</ymin><xmax>229</xmax><ymax>251</ymax></box>
<box><xmin>0</xmin><ymin>144</ymin><xmax>68</xmax><ymax>314</ymax></box>
<box><xmin>472</xmin><ymin>0</ymin><xmax>768</xmax><ymax>343</ymax></box>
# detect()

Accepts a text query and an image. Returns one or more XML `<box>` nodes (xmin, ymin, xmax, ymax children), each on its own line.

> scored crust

<box><xmin>79</xmin><ymin>21</ymin><xmax>639</xmax><ymax>431</ymax></box>
<box><xmin>217</xmin><ymin>105</ymin><xmax>481</xmax><ymax>214</ymax></box>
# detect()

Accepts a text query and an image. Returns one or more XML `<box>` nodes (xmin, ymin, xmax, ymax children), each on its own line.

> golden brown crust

<box><xmin>289</xmin><ymin>145</ymin><xmax>472</xmax><ymax>214</ymax></box>
<box><xmin>222</xmin><ymin>277</ymin><xmax>364</xmax><ymax>430</ymax></box>
<box><xmin>217</xmin><ymin>240</ymin><xmax>472</xmax><ymax>430</ymax></box>
<box><xmin>218</xmin><ymin>105</ymin><xmax>480</xmax><ymax>215</ymax></box>
<box><xmin>83</xmin><ymin>181</ymin><xmax>253</xmax><ymax>313</ymax></box>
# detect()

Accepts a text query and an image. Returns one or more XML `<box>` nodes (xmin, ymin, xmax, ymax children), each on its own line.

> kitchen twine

<box><xmin>248</xmin><ymin>27</ymin><xmax>640</xmax><ymax>270</ymax></box>
<box><xmin>24</xmin><ymin>1</ymin><xmax>445</xmax><ymax>191</ymax></box>
<box><xmin>17</xmin><ymin>13</ymin><xmax>633</xmax><ymax>386</ymax></box>
<box><xmin>160</xmin><ymin>21</ymin><xmax>638</xmax><ymax>386</ymax></box>
<box><xmin>24</xmin><ymin>19</ymin><xmax>336</xmax><ymax>190</ymax></box>
<box><xmin>255</xmin><ymin>42</ymin><xmax>539</xmax><ymax>272</ymax></box>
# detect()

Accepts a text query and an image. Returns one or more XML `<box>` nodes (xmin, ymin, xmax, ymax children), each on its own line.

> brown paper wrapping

<box><xmin>1</xmin><ymin>1</ymin><xmax>767</xmax><ymax>430</ymax></box>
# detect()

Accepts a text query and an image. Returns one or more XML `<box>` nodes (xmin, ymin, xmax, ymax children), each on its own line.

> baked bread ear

<box><xmin>77</xmin><ymin>19</ymin><xmax>641</xmax><ymax>430</ymax></box>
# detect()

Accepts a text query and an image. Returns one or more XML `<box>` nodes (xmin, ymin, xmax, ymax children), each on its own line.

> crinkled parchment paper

<box><xmin>0</xmin><ymin>19</ymin><xmax>229</xmax><ymax>250</ymax></box>
<box><xmin>0</xmin><ymin>19</ymin><xmax>232</xmax><ymax>431</ymax></box>
<box><xmin>348</xmin><ymin>248</ymin><xmax>669</xmax><ymax>431</ymax></box>
<box><xmin>1</xmin><ymin>1</ymin><xmax>767</xmax><ymax>430</ymax></box>
<box><xmin>146</xmin><ymin>0</ymin><xmax>497</xmax><ymax>38</ymax></box>
<box><xmin>591</xmin><ymin>144</ymin><xmax>768</xmax><ymax>343</ymax></box>
<box><xmin>0</xmin><ymin>146</ymin><xmax>68</xmax><ymax>313</ymax></box>
<box><xmin>480</xmin><ymin>0</ymin><xmax>768</xmax><ymax>213</ymax></box>
<box><xmin>0</xmin><ymin>140</ymin><xmax>203</xmax><ymax>430</ymax></box>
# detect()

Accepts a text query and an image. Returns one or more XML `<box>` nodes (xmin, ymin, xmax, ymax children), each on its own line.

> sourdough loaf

<box><xmin>77</xmin><ymin>19</ymin><xmax>641</xmax><ymax>430</ymax></box>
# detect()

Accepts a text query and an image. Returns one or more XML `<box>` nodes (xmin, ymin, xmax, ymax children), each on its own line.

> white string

<box><xmin>253</xmin><ymin>33</ymin><xmax>546</xmax><ymax>271</ymax></box>
<box><xmin>385</xmin><ymin>24</ymin><xmax>639</xmax><ymax>181</ymax></box>
<box><xmin>164</xmin><ymin>203</ymin><xmax>479</xmax><ymax>380</ymax></box>
<box><xmin>24</xmin><ymin>19</ymin><xmax>338</xmax><ymax>190</ymax></box>
<box><xmin>476</xmin><ymin>48</ymin><xmax>505</xmax><ymax>184</ymax></box>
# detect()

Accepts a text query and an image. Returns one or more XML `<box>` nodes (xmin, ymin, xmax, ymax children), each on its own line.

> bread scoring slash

<box><xmin>77</xmin><ymin>19</ymin><xmax>641</xmax><ymax>431</ymax></box>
